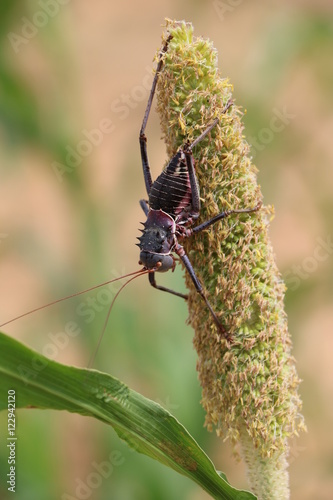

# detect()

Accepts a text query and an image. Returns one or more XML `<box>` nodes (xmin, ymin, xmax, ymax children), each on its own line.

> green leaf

<box><xmin>0</xmin><ymin>332</ymin><xmax>255</xmax><ymax>499</ymax></box>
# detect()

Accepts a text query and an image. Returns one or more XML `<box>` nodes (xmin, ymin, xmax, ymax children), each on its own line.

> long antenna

<box><xmin>86</xmin><ymin>267</ymin><xmax>154</xmax><ymax>369</ymax></box>
<box><xmin>0</xmin><ymin>268</ymin><xmax>148</xmax><ymax>328</ymax></box>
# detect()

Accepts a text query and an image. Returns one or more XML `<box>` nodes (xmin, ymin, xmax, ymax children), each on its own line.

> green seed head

<box><xmin>155</xmin><ymin>19</ymin><xmax>305</xmax><ymax>498</ymax></box>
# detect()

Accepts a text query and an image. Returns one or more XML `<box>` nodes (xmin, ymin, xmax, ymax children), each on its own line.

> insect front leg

<box><xmin>191</xmin><ymin>202</ymin><xmax>262</xmax><ymax>235</ymax></box>
<box><xmin>139</xmin><ymin>199</ymin><xmax>149</xmax><ymax>216</ymax></box>
<box><xmin>148</xmin><ymin>271</ymin><xmax>188</xmax><ymax>300</ymax></box>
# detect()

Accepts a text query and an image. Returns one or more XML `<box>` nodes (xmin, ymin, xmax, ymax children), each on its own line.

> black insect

<box><xmin>1</xmin><ymin>36</ymin><xmax>261</xmax><ymax>348</ymax></box>
<box><xmin>137</xmin><ymin>36</ymin><xmax>261</xmax><ymax>338</ymax></box>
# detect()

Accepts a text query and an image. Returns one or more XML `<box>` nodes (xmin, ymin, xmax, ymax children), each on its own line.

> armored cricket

<box><xmin>136</xmin><ymin>35</ymin><xmax>261</xmax><ymax>338</ymax></box>
<box><xmin>1</xmin><ymin>34</ymin><xmax>260</xmax><ymax>344</ymax></box>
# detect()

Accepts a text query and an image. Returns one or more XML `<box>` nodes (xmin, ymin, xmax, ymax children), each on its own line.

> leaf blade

<box><xmin>0</xmin><ymin>332</ymin><xmax>256</xmax><ymax>500</ymax></box>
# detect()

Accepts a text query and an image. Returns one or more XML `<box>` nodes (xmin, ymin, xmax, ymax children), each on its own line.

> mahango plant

<box><xmin>154</xmin><ymin>19</ymin><xmax>305</xmax><ymax>500</ymax></box>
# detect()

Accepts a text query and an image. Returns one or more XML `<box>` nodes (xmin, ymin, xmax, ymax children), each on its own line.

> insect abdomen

<box><xmin>149</xmin><ymin>152</ymin><xmax>191</xmax><ymax>218</ymax></box>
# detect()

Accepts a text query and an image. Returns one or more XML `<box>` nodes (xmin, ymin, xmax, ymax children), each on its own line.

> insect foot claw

<box><xmin>224</xmin><ymin>332</ymin><xmax>234</xmax><ymax>344</ymax></box>
<box><xmin>216</xmin><ymin>321</ymin><xmax>233</xmax><ymax>343</ymax></box>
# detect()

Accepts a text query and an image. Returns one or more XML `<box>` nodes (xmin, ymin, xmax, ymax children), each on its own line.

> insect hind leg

<box><xmin>180</xmin><ymin>98</ymin><xmax>234</xmax><ymax>219</ymax></box>
<box><xmin>139</xmin><ymin>35</ymin><xmax>172</xmax><ymax>196</ymax></box>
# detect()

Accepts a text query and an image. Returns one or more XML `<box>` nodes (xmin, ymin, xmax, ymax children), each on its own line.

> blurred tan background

<box><xmin>0</xmin><ymin>1</ymin><xmax>332</xmax><ymax>499</ymax></box>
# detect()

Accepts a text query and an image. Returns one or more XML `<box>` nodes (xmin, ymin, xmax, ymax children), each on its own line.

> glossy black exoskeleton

<box><xmin>137</xmin><ymin>36</ymin><xmax>261</xmax><ymax>337</ymax></box>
